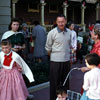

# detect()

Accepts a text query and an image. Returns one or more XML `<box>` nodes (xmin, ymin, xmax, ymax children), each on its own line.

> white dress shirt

<box><xmin>70</xmin><ymin>30</ymin><xmax>77</xmax><ymax>50</ymax></box>
<box><xmin>83</xmin><ymin>67</ymin><xmax>100</xmax><ymax>99</ymax></box>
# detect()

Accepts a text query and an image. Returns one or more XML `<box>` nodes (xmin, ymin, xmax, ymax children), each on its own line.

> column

<box><xmin>96</xmin><ymin>3</ymin><xmax>99</xmax><ymax>21</ymax></box>
<box><xmin>12</xmin><ymin>0</ymin><xmax>18</xmax><ymax>18</ymax></box>
<box><xmin>81</xmin><ymin>3</ymin><xmax>86</xmax><ymax>32</ymax></box>
<box><xmin>40</xmin><ymin>0</ymin><xmax>46</xmax><ymax>26</ymax></box>
<box><xmin>62</xmin><ymin>2</ymin><xmax>68</xmax><ymax>18</ymax></box>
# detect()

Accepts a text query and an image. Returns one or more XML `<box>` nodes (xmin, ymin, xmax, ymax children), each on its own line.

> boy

<box><xmin>80</xmin><ymin>53</ymin><xmax>100</xmax><ymax>100</ymax></box>
<box><xmin>56</xmin><ymin>86</ymin><xmax>69</xmax><ymax>100</ymax></box>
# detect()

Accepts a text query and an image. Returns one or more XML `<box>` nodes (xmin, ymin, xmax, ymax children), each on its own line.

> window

<box><xmin>49</xmin><ymin>5</ymin><xmax>58</xmax><ymax>13</ymax></box>
<box><xmin>28</xmin><ymin>3</ymin><xmax>39</xmax><ymax>13</ymax></box>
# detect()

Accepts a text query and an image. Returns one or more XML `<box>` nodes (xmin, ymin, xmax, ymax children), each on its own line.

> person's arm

<box><xmin>83</xmin><ymin>73</ymin><xmax>89</xmax><ymax>91</ymax></box>
<box><xmin>18</xmin><ymin>44</ymin><xmax>26</xmax><ymax>51</ymax></box>
<box><xmin>32</xmin><ymin>28</ymin><xmax>36</xmax><ymax>40</ymax></box>
<box><xmin>12</xmin><ymin>48</ymin><xmax>19</xmax><ymax>52</ymax></box>
<box><xmin>47</xmin><ymin>51</ymin><xmax>51</xmax><ymax>56</ymax></box>
<box><xmin>12</xmin><ymin>43</ymin><xmax>25</xmax><ymax>52</ymax></box>
<box><xmin>74</xmin><ymin>31</ymin><xmax>77</xmax><ymax>50</ymax></box>
<box><xmin>14</xmin><ymin>53</ymin><xmax>34</xmax><ymax>83</ymax></box>
<box><xmin>45</xmin><ymin>31</ymin><xmax>53</xmax><ymax>56</ymax></box>
<box><xmin>72</xmin><ymin>31</ymin><xmax>77</xmax><ymax>53</ymax></box>
<box><xmin>80</xmin><ymin>67</ymin><xmax>90</xmax><ymax>72</ymax></box>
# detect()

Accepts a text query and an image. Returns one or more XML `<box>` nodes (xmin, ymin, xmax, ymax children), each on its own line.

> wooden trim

<box><xmin>49</xmin><ymin>5</ymin><xmax>58</xmax><ymax>13</ymax></box>
<box><xmin>28</xmin><ymin>4</ymin><xmax>39</xmax><ymax>13</ymax></box>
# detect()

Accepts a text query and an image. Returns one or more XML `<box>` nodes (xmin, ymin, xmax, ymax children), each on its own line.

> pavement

<box><xmin>29</xmin><ymin>60</ymin><xmax>85</xmax><ymax>100</ymax></box>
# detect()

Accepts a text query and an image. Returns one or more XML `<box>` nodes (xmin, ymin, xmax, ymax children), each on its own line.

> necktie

<box><xmin>3</xmin><ymin>52</ymin><xmax>12</xmax><ymax>66</ymax></box>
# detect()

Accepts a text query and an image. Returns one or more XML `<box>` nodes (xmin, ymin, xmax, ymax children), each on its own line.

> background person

<box><xmin>56</xmin><ymin>86</ymin><xmax>69</xmax><ymax>100</ymax></box>
<box><xmin>32</xmin><ymin>21</ymin><xmax>47</xmax><ymax>63</ymax></box>
<box><xmin>81</xmin><ymin>23</ymin><xmax>100</xmax><ymax>72</ymax></box>
<box><xmin>67</xmin><ymin>21</ymin><xmax>77</xmax><ymax>64</ymax></box>
<box><xmin>21</xmin><ymin>23</ymin><xmax>30</xmax><ymax>60</ymax></box>
<box><xmin>45</xmin><ymin>14</ymin><xmax>72</xmax><ymax>100</ymax></box>
<box><xmin>1</xmin><ymin>18</ymin><xmax>25</xmax><ymax>57</ymax></box>
<box><xmin>80</xmin><ymin>53</ymin><xmax>100</xmax><ymax>100</ymax></box>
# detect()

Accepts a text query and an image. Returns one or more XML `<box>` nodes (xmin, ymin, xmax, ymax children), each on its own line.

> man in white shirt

<box><xmin>45</xmin><ymin>14</ymin><xmax>72</xmax><ymax>100</ymax></box>
<box><xmin>67</xmin><ymin>21</ymin><xmax>77</xmax><ymax>64</ymax></box>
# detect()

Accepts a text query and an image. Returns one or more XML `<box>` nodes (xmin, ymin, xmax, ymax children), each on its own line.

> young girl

<box><xmin>0</xmin><ymin>39</ymin><xmax>34</xmax><ymax>100</ymax></box>
<box><xmin>80</xmin><ymin>53</ymin><xmax>100</xmax><ymax>100</ymax></box>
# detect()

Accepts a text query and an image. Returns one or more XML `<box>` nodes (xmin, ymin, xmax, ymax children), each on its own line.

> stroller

<box><xmin>63</xmin><ymin>68</ymin><xmax>81</xmax><ymax>100</ymax></box>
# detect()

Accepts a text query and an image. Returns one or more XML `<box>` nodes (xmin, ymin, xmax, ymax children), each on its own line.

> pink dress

<box><xmin>0</xmin><ymin>62</ymin><xmax>29</xmax><ymax>100</ymax></box>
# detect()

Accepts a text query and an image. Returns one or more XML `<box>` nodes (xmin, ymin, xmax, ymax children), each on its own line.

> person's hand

<box><xmin>12</xmin><ymin>48</ymin><xmax>19</xmax><ymax>52</ymax></box>
<box><xmin>48</xmin><ymin>51</ymin><xmax>51</xmax><ymax>56</ymax></box>
<box><xmin>72</xmin><ymin>49</ymin><xmax>76</xmax><ymax>53</ymax></box>
<box><xmin>80</xmin><ymin>67</ymin><xmax>90</xmax><ymax>72</ymax></box>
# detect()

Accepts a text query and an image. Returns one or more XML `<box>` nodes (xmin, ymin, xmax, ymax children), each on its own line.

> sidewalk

<box><xmin>29</xmin><ymin>61</ymin><xmax>85</xmax><ymax>100</ymax></box>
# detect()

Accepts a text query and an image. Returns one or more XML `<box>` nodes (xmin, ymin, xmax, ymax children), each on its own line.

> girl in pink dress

<box><xmin>0</xmin><ymin>39</ymin><xmax>34</xmax><ymax>100</ymax></box>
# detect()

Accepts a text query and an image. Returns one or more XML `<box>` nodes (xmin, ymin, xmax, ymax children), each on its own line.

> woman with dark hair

<box><xmin>8</xmin><ymin>18</ymin><xmax>21</xmax><ymax>31</ymax></box>
<box><xmin>1</xmin><ymin>18</ymin><xmax>25</xmax><ymax>57</ymax></box>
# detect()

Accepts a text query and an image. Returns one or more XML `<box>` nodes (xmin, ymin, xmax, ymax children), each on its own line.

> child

<box><xmin>56</xmin><ymin>86</ymin><xmax>69</xmax><ymax>100</ymax></box>
<box><xmin>80</xmin><ymin>53</ymin><xmax>100</xmax><ymax>100</ymax></box>
<box><xmin>0</xmin><ymin>39</ymin><xmax>34</xmax><ymax>100</ymax></box>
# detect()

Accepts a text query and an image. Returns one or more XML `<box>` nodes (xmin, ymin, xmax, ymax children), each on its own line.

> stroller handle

<box><xmin>63</xmin><ymin>67</ymin><xmax>80</xmax><ymax>86</ymax></box>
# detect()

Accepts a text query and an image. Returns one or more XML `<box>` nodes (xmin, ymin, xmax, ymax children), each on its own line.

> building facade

<box><xmin>0</xmin><ymin>0</ymin><xmax>100</xmax><ymax>36</ymax></box>
<box><xmin>15</xmin><ymin>0</ymin><xmax>100</xmax><ymax>31</ymax></box>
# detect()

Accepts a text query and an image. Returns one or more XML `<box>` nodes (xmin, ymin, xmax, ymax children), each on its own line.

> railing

<box><xmin>27</xmin><ymin>25</ymin><xmax>34</xmax><ymax>34</ymax></box>
<box><xmin>27</xmin><ymin>25</ymin><xmax>53</xmax><ymax>34</ymax></box>
<box><xmin>44</xmin><ymin>25</ymin><xmax>53</xmax><ymax>32</ymax></box>
<box><xmin>27</xmin><ymin>24</ymin><xmax>86</xmax><ymax>34</ymax></box>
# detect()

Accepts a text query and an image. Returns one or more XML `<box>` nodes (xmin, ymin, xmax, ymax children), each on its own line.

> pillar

<box><xmin>40</xmin><ymin>0</ymin><xmax>46</xmax><ymax>26</ymax></box>
<box><xmin>12</xmin><ymin>0</ymin><xmax>18</xmax><ymax>18</ymax></box>
<box><xmin>81</xmin><ymin>3</ymin><xmax>86</xmax><ymax>32</ymax></box>
<box><xmin>62</xmin><ymin>2</ymin><xmax>68</xmax><ymax>18</ymax></box>
<box><xmin>96</xmin><ymin>3</ymin><xmax>99</xmax><ymax>21</ymax></box>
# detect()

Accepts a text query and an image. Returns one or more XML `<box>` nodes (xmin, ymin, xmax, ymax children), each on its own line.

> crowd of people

<box><xmin>0</xmin><ymin>15</ymin><xmax>100</xmax><ymax>100</ymax></box>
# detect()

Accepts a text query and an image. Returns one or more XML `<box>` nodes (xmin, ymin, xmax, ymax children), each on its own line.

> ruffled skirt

<box><xmin>0</xmin><ymin>67</ymin><xmax>29</xmax><ymax>100</ymax></box>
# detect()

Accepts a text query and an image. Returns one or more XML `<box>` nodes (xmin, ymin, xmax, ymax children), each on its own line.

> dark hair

<box><xmin>8</xmin><ymin>18</ymin><xmax>20</xmax><ymax>31</ymax></box>
<box><xmin>96</xmin><ymin>20</ymin><xmax>100</xmax><ymax>24</ymax></box>
<box><xmin>67</xmin><ymin>21</ymin><xmax>74</xmax><ymax>28</ymax></box>
<box><xmin>33</xmin><ymin>21</ymin><xmax>40</xmax><ymax>26</ymax></box>
<box><xmin>57</xmin><ymin>14</ymin><xmax>66</xmax><ymax>19</ymax></box>
<box><xmin>56</xmin><ymin>85</ymin><xmax>67</xmax><ymax>96</ymax></box>
<box><xmin>1</xmin><ymin>39</ymin><xmax>11</xmax><ymax>46</ymax></box>
<box><xmin>85</xmin><ymin>53</ymin><xmax>100</xmax><ymax>66</ymax></box>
